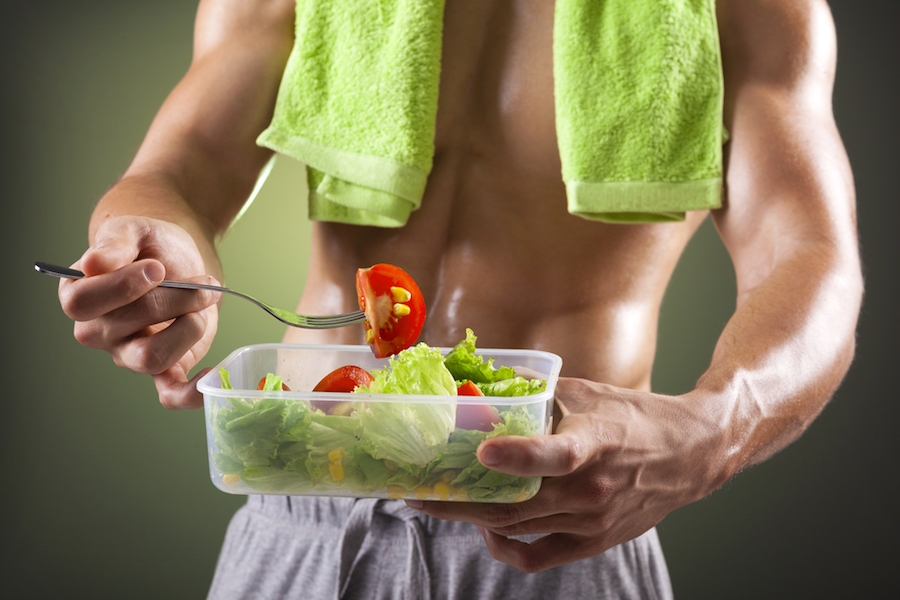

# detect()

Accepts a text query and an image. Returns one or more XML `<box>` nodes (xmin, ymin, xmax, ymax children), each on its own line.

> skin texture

<box><xmin>57</xmin><ymin>0</ymin><xmax>862</xmax><ymax>574</ymax></box>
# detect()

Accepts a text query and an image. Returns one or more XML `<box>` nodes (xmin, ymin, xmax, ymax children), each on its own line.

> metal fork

<box><xmin>35</xmin><ymin>262</ymin><xmax>366</xmax><ymax>329</ymax></box>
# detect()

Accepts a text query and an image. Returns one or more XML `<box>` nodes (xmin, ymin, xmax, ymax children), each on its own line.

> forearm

<box><xmin>686</xmin><ymin>240</ymin><xmax>862</xmax><ymax>483</ymax></box>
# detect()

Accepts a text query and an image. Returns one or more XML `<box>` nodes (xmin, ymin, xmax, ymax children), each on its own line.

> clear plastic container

<box><xmin>197</xmin><ymin>343</ymin><xmax>562</xmax><ymax>503</ymax></box>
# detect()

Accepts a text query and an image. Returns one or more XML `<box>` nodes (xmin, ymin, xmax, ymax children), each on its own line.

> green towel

<box><xmin>258</xmin><ymin>0</ymin><xmax>724</xmax><ymax>227</ymax></box>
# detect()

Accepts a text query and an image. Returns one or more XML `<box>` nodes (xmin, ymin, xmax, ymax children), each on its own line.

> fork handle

<box><xmin>34</xmin><ymin>262</ymin><xmax>226</xmax><ymax>293</ymax></box>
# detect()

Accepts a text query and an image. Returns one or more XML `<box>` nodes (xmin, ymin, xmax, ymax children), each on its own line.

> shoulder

<box><xmin>717</xmin><ymin>0</ymin><xmax>837</xmax><ymax>98</ymax></box>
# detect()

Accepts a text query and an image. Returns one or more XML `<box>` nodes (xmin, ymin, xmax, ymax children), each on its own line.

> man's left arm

<box><xmin>407</xmin><ymin>0</ymin><xmax>863</xmax><ymax>572</ymax></box>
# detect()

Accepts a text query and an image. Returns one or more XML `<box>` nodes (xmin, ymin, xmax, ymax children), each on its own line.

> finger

<box><xmin>154</xmin><ymin>366</ymin><xmax>211</xmax><ymax>411</ymax></box>
<box><xmin>60</xmin><ymin>259</ymin><xmax>165</xmax><ymax>322</ymax></box>
<box><xmin>476</xmin><ymin>423</ymin><xmax>592</xmax><ymax>478</ymax></box>
<box><xmin>75</xmin><ymin>277</ymin><xmax>220</xmax><ymax>349</ymax></box>
<box><xmin>114</xmin><ymin>309</ymin><xmax>210</xmax><ymax>375</ymax></box>
<box><xmin>476</xmin><ymin>530</ymin><xmax>607</xmax><ymax>573</ymax></box>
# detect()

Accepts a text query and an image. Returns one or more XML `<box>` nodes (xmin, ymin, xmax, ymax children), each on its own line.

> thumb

<box><xmin>477</xmin><ymin>427</ymin><xmax>589</xmax><ymax>478</ymax></box>
<box><xmin>80</xmin><ymin>218</ymin><xmax>146</xmax><ymax>276</ymax></box>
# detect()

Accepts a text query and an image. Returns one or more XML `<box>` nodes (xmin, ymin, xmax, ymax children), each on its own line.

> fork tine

<box><xmin>304</xmin><ymin>311</ymin><xmax>367</xmax><ymax>327</ymax></box>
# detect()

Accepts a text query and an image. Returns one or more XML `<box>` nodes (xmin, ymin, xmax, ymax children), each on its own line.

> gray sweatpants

<box><xmin>207</xmin><ymin>495</ymin><xmax>673</xmax><ymax>600</ymax></box>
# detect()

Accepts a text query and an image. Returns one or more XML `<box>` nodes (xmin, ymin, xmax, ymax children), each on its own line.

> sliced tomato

<box><xmin>356</xmin><ymin>264</ymin><xmax>426</xmax><ymax>358</ymax></box>
<box><xmin>456</xmin><ymin>381</ymin><xmax>484</xmax><ymax>397</ymax></box>
<box><xmin>258</xmin><ymin>377</ymin><xmax>290</xmax><ymax>391</ymax></box>
<box><xmin>312</xmin><ymin>365</ymin><xmax>374</xmax><ymax>393</ymax></box>
<box><xmin>311</xmin><ymin>365</ymin><xmax>374</xmax><ymax>414</ymax></box>
<box><xmin>455</xmin><ymin>382</ymin><xmax>503</xmax><ymax>431</ymax></box>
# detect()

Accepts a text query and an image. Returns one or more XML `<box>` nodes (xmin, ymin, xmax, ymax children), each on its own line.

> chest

<box><xmin>434</xmin><ymin>0</ymin><xmax>561</xmax><ymax>180</ymax></box>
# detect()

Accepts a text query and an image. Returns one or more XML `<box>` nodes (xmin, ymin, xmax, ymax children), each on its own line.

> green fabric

<box><xmin>258</xmin><ymin>0</ymin><xmax>724</xmax><ymax>227</ymax></box>
<box><xmin>258</xmin><ymin>0</ymin><xmax>444</xmax><ymax>227</ymax></box>
<box><xmin>554</xmin><ymin>0</ymin><xmax>725</xmax><ymax>223</ymax></box>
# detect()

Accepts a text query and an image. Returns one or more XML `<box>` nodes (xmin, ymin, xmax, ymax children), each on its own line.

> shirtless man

<box><xmin>57</xmin><ymin>0</ymin><xmax>862</xmax><ymax>596</ymax></box>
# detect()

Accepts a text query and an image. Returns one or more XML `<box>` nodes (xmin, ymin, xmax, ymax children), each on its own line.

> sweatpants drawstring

<box><xmin>336</xmin><ymin>499</ymin><xmax>431</xmax><ymax>600</ymax></box>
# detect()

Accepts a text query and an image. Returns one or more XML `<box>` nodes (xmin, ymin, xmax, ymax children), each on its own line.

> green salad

<box><xmin>208</xmin><ymin>330</ymin><xmax>547</xmax><ymax>502</ymax></box>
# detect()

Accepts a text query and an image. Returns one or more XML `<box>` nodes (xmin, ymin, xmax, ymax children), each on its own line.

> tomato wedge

<box><xmin>312</xmin><ymin>365</ymin><xmax>374</xmax><ymax>393</ymax></box>
<box><xmin>456</xmin><ymin>381</ymin><xmax>484</xmax><ymax>397</ymax></box>
<box><xmin>455</xmin><ymin>381</ymin><xmax>503</xmax><ymax>432</ymax></box>
<box><xmin>356</xmin><ymin>264</ymin><xmax>426</xmax><ymax>358</ymax></box>
<box><xmin>311</xmin><ymin>365</ymin><xmax>374</xmax><ymax>415</ymax></box>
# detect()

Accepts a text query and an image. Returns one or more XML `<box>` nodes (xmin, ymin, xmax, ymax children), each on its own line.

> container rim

<box><xmin>196</xmin><ymin>342</ymin><xmax>562</xmax><ymax>404</ymax></box>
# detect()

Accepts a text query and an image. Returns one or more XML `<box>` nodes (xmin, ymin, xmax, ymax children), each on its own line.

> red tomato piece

<box><xmin>456</xmin><ymin>380</ymin><xmax>484</xmax><ymax>396</ymax></box>
<box><xmin>455</xmin><ymin>381</ymin><xmax>503</xmax><ymax>431</ymax></box>
<box><xmin>311</xmin><ymin>365</ymin><xmax>375</xmax><ymax>414</ymax></box>
<box><xmin>356</xmin><ymin>264</ymin><xmax>426</xmax><ymax>358</ymax></box>
<box><xmin>312</xmin><ymin>365</ymin><xmax>375</xmax><ymax>393</ymax></box>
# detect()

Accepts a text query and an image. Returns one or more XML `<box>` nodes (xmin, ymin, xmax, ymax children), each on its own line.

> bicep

<box><xmin>712</xmin><ymin>0</ymin><xmax>857</xmax><ymax>300</ymax></box>
<box><xmin>125</xmin><ymin>0</ymin><xmax>296</xmax><ymax>229</ymax></box>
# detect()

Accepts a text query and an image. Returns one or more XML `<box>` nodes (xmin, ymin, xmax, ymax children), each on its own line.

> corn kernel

<box><xmin>386</xmin><ymin>485</ymin><xmax>406</xmax><ymax>499</ymax></box>
<box><xmin>414</xmin><ymin>485</ymin><xmax>433</xmax><ymax>499</ymax></box>
<box><xmin>329</xmin><ymin>463</ymin><xmax>345</xmax><ymax>481</ymax></box>
<box><xmin>434</xmin><ymin>482</ymin><xmax>451</xmax><ymax>501</ymax></box>
<box><xmin>451</xmin><ymin>488</ymin><xmax>469</xmax><ymax>502</ymax></box>
<box><xmin>222</xmin><ymin>473</ymin><xmax>240</xmax><ymax>486</ymax></box>
<box><xmin>328</xmin><ymin>447</ymin><xmax>345</xmax><ymax>463</ymax></box>
<box><xmin>390</xmin><ymin>286</ymin><xmax>412</xmax><ymax>303</ymax></box>
<box><xmin>365</xmin><ymin>327</ymin><xmax>374</xmax><ymax>344</ymax></box>
<box><xmin>438</xmin><ymin>470</ymin><xmax>457</xmax><ymax>483</ymax></box>
<box><xmin>393</xmin><ymin>303</ymin><xmax>411</xmax><ymax>317</ymax></box>
<box><xmin>331</xmin><ymin>402</ymin><xmax>353</xmax><ymax>417</ymax></box>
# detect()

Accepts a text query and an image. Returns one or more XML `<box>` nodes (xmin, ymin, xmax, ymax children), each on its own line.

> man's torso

<box><xmin>283</xmin><ymin>0</ymin><xmax>708</xmax><ymax>391</ymax></box>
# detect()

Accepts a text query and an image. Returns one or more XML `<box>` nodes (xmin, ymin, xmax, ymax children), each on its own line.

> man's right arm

<box><xmin>59</xmin><ymin>0</ymin><xmax>297</xmax><ymax>409</ymax></box>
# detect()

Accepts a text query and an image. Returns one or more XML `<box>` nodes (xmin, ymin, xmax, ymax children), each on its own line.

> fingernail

<box><xmin>143</xmin><ymin>262</ymin><xmax>165</xmax><ymax>284</ymax></box>
<box><xmin>480</xmin><ymin>444</ymin><xmax>503</xmax><ymax>466</ymax></box>
<box><xmin>199</xmin><ymin>309</ymin><xmax>208</xmax><ymax>321</ymax></box>
<box><xmin>405</xmin><ymin>499</ymin><xmax>424</xmax><ymax>510</ymax></box>
<box><xmin>475</xmin><ymin>525</ymin><xmax>487</xmax><ymax>538</ymax></box>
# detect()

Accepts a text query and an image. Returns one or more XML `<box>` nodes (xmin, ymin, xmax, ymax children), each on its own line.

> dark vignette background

<box><xmin>1</xmin><ymin>1</ymin><xmax>896</xmax><ymax>598</ymax></box>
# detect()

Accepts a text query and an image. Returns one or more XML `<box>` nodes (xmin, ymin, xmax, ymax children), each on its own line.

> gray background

<box><xmin>1</xmin><ymin>1</ymin><xmax>896</xmax><ymax>598</ymax></box>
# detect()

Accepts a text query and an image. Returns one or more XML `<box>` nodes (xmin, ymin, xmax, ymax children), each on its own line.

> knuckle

<box><xmin>491</xmin><ymin>521</ymin><xmax>527</xmax><ymax>537</ymax></box>
<box><xmin>514</xmin><ymin>551</ymin><xmax>550</xmax><ymax>574</ymax></box>
<box><xmin>141</xmin><ymin>288</ymin><xmax>168</xmax><ymax>320</ymax></box>
<box><xmin>157</xmin><ymin>390</ymin><xmax>180</xmax><ymax>411</ymax></box>
<box><xmin>485</xmin><ymin>503</ymin><xmax>524</xmax><ymax>529</ymax></box>
<box><xmin>560</xmin><ymin>437</ymin><xmax>585</xmax><ymax>474</ymax></box>
<box><xmin>198</xmin><ymin>288</ymin><xmax>219</xmax><ymax>309</ymax></box>
<box><xmin>181</xmin><ymin>311</ymin><xmax>208</xmax><ymax>340</ymax></box>
<box><xmin>59</xmin><ymin>286</ymin><xmax>89</xmax><ymax>321</ymax></box>
<box><xmin>72</xmin><ymin>323</ymin><xmax>102</xmax><ymax>349</ymax></box>
<box><xmin>130</xmin><ymin>341</ymin><xmax>168</xmax><ymax>375</ymax></box>
<box><xmin>577</xmin><ymin>473</ymin><xmax>617</xmax><ymax>507</ymax></box>
<box><xmin>117</xmin><ymin>270</ymin><xmax>154</xmax><ymax>301</ymax></box>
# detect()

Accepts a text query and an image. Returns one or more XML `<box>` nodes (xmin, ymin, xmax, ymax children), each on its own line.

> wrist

<box><xmin>673</xmin><ymin>386</ymin><xmax>747</xmax><ymax>498</ymax></box>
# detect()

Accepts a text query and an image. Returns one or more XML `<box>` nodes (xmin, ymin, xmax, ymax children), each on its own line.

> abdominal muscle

<box><xmin>280</xmin><ymin>0</ymin><xmax>708</xmax><ymax>392</ymax></box>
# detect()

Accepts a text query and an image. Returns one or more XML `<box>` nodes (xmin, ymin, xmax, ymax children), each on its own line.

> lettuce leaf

<box><xmin>356</xmin><ymin>342</ymin><xmax>458</xmax><ymax>396</ymax></box>
<box><xmin>354</xmin><ymin>342</ymin><xmax>457</xmax><ymax>467</ymax></box>
<box><xmin>476</xmin><ymin>376</ymin><xmax>546</xmax><ymax>397</ymax></box>
<box><xmin>443</xmin><ymin>329</ymin><xmax>515</xmax><ymax>384</ymax></box>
